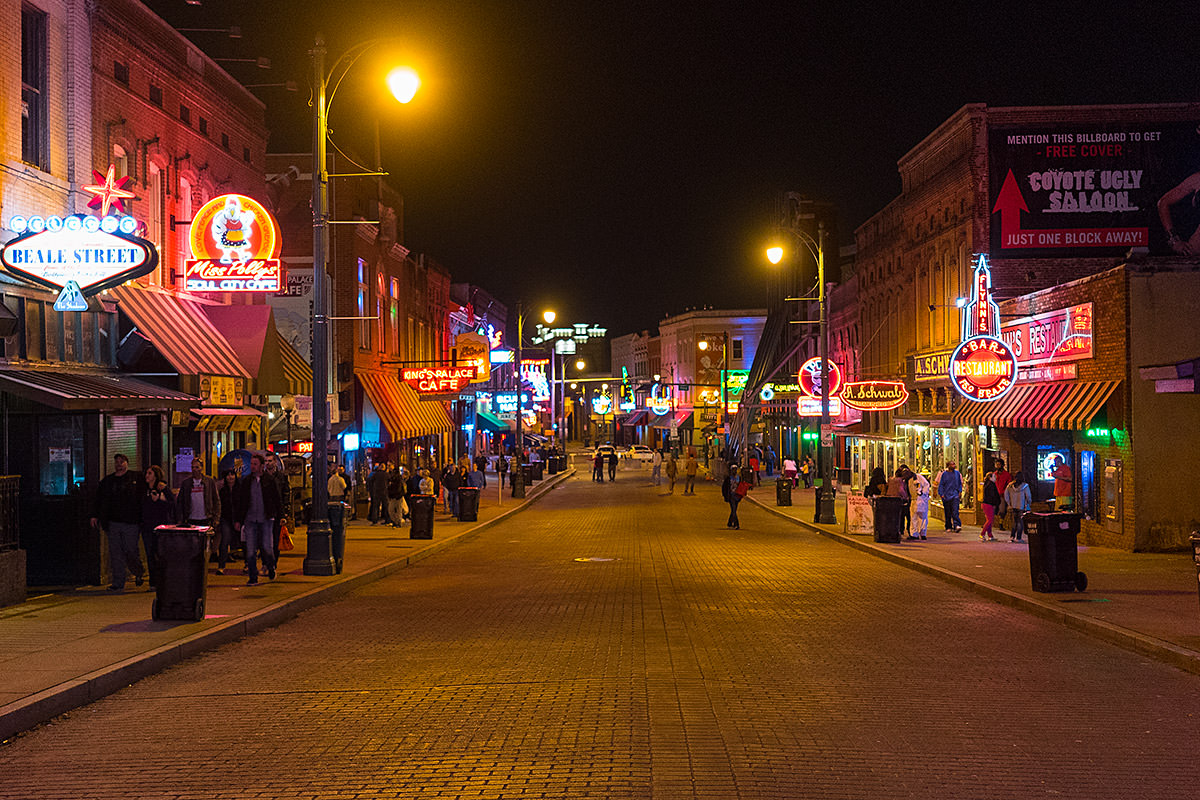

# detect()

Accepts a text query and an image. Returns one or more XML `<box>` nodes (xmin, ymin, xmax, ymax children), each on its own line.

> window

<box><xmin>179</xmin><ymin>104</ymin><xmax>191</xmax><ymax>125</ymax></box>
<box><xmin>149</xmin><ymin>84</ymin><xmax>163</xmax><ymax>108</ymax></box>
<box><xmin>242</xmin><ymin>146</ymin><xmax>251</xmax><ymax>163</ymax></box>
<box><xmin>177</xmin><ymin>176</ymin><xmax>193</xmax><ymax>285</ymax></box>
<box><xmin>220</xmin><ymin>132</ymin><xmax>229</xmax><ymax>150</ymax></box>
<box><xmin>113</xmin><ymin>61</ymin><xmax>129</xmax><ymax>86</ymax></box>
<box><xmin>357</xmin><ymin>259</ymin><xmax>370</xmax><ymax>348</ymax></box>
<box><xmin>376</xmin><ymin>273</ymin><xmax>385</xmax><ymax>353</ymax></box>
<box><xmin>731</xmin><ymin>338</ymin><xmax>743</xmax><ymax>360</ymax></box>
<box><xmin>21</xmin><ymin>5</ymin><xmax>48</xmax><ymax>170</ymax></box>
<box><xmin>113</xmin><ymin>144</ymin><xmax>129</xmax><ymax>180</ymax></box>
<box><xmin>199</xmin><ymin>117</ymin><xmax>208</xmax><ymax>136</ymax></box>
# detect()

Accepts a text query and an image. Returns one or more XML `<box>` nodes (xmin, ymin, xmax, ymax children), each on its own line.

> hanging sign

<box><xmin>454</xmin><ymin>331</ymin><xmax>492</xmax><ymax>383</ymax></box>
<box><xmin>798</xmin><ymin>357</ymin><xmax>843</xmax><ymax>399</ymax></box>
<box><xmin>591</xmin><ymin>394</ymin><xmax>613</xmax><ymax>415</ymax></box>
<box><xmin>402</xmin><ymin>365</ymin><xmax>478</xmax><ymax>394</ymax></box>
<box><xmin>200</xmin><ymin>375</ymin><xmax>246</xmax><ymax>407</ymax></box>
<box><xmin>840</xmin><ymin>381</ymin><xmax>910</xmax><ymax>411</ymax></box>
<box><xmin>797</xmin><ymin>397</ymin><xmax>843</xmax><ymax>416</ymax></box>
<box><xmin>0</xmin><ymin>211</ymin><xmax>157</xmax><ymax>304</ymax></box>
<box><xmin>185</xmin><ymin>194</ymin><xmax>283</xmax><ymax>292</ymax></box>
<box><xmin>949</xmin><ymin>254</ymin><xmax>1018</xmax><ymax>402</ymax></box>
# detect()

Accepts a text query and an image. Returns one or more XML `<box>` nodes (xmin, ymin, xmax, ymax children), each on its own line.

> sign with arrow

<box><xmin>988</xmin><ymin>120</ymin><xmax>1200</xmax><ymax>257</ymax></box>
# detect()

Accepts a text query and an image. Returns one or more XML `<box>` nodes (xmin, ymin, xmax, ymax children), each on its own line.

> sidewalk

<box><xmin>0</xmin><ymin>468</ymin><xmax>575</xmax><ymax>742</ymax></box>
<box><xmin>747</xmin><ymin>482</ymin><xmax>1200</xmax><ymax>674</ymax></box>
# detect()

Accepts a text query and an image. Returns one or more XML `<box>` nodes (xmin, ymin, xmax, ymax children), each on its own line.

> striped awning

<box><xmin>277</xmin><ymin>332</ymin><xmax>312</xmax><ymax>395</ymax></box>
<box><xmin>622</xmin><ymin>409</ymin><xmax>649</xmax><ymax>426</ymax></box>
<box><xmin>951</xmin><ymin>380</ymin><xmax>1120</xmax><ymax>430</ymax></box>
<box><xmin>111</xmin><ymin>285</ymin><xmax>250</xmax><ymax>378</ymax></box>
<box><xmin>357</xmin><ymin>370</ymin><xmax>454</xmax><ymax>440</ymax></box>
<box><xmin>0</xmin><ymin>367</ymin><xmax>197</xmax><ymax>411</ymax></box>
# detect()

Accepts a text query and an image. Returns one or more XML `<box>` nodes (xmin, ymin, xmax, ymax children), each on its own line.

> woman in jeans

<box><xmin>215</xmin><ymin>470</ymin><xmax>238</xmax><ymax>574</ymax></box>
<box><xmin>1004</xmin><ymin>471</ymin><xmax>1032</xmax><ymax>542</ymax></box>
<box><xmin>981</xmin><ymin>471</ymin><xmax>1001</xmax><ymax>541</ymax></box>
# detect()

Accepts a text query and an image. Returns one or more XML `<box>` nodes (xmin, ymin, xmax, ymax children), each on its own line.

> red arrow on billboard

<box><xmin>992</xmin><ymin>168</ymin><xmax>1148</xmax><ymax>249</ymax></box>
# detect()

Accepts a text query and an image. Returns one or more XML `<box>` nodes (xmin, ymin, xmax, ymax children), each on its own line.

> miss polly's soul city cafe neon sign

<box><xmin>186</xmin><ymin>194</ymin><xmax>283</xmax><ymax>292</ymax></box>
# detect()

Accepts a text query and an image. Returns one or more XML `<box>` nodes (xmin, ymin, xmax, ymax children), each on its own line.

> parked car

<box><xmin>625</xmin><ymin>445</ymin><xmax>655</xmax><ymax>462</ymax></box>
<box><xmin>593</xmin><ymin>445</ymin><xmax>616</xmax><ymax>460</ymax></box>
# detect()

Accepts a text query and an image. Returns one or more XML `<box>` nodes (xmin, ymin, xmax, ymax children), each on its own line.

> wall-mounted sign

<box><xmin>949</xmin><ymin>255</ymin><xmax>1018</xmax><ymax>402</ymax></box>
<box><xmin>493</xmin><ymin>391</ymin><xmax>520</xmax><ymax>419</ymax></box>
<box><xmin>402</xmin><ymin>365</ymin><xmax>477</xmax><ymax>394</ymax></box>
<box><xmin>591</xmin><ymin>394</ymin><xmax>613</xmax><ymax>415</ymax></box>
<box><xmin>911</xmin><ymin>348</ymin><xmax>955</xmax><ymax>383</ymax></box>
<box><xmin>798</xmin><ymin>397</ymin><xmax>843</xmax><ymax>416</ymax></box>
<box><xmin>83</xmin><ymin>166</ymin><xmax>136</xmax><ymax>216</ymax></box>
<box><xmin>1017</xmin><ymin>363</ymin><xmax>1077</xmax><ymax>383</ymax></box>
<box><xmin>840</xmin><ymin>381</ymin><xmax>909</xmax><ymax>411</ymax></box>
<box><xmin>186</xmin><ymin>194</ymin><xmax>282</xmax><ymax>292</ymax></box>
<box><xmin>722</xmin><ymin>369</ymin><xmax>749</xmax><ymax>401</ymax></box>
<box><xmin>0</xmin><ymin>213</ymin><xmax>157</xmax><ymax>308</ymax></box>
<box><xmin>1000</xmin><ymin>303</ymin><xmax>1093</xmax><ymax>367</ymax></box>
<box><xmin>454</xmin><ymin>331</ymin><xmax>491</xmax><ymax>383</ymax></box>
<box><xmin>798</xmin><ymin>358</ymin><xmax>843</xmax><ymax>399</ymax></box>
<box><xmin>200</xmin><ymin>375</ymin><xmax>246</xmax><ymax>408</ymax></box>
<box><xmin>761</xmin><ymin>381</ymin><xmax>804</xmax><ymax>398</ymax></box>
<box><xmin>520</xmin><ymin>361</ymin><xmax>550</xmax><ymax>401</ymax></box>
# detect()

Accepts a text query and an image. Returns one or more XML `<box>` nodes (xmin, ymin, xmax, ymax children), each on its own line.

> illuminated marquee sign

<box><xmin>798</xmin><ymin>358</ymin><xmax>843</xmax><ymax>399</ymax></box>
<box><xmin>454</xmin><ymin>331</ymin><xmax>492</xmax><ymax>383</ymax></box>
<box><xmin>1001</xmin><ymin>303</ymin><xmax>1093</xmax><ymax>367</ymax></box>
<box><xmin>950</xmin><ymin>255</ymin><xmax>1018</xmax><ymax>402</ymax></box>
<box><xmin>402</xmin><ymin>365</ymin><xmax>478</xmax><ymax>394</ymax></box>
<box><xmin>798</xmin><ymin>397</ymin><xmax>843</xmax><ymax>416</ymax></box>
<box><xmin>840</xmin><ymin>381</ymin><xmax>910</xmax><ymax>412</ymax></box>
<box><xmin>186</xmin><ymin>194</ymin><xmax>283</xmax><ymax>292</ymax></box>
<box><xmin>1</xmin><ymin>212</ymin><xmax>157</xmax><ymax>310</ymax></box>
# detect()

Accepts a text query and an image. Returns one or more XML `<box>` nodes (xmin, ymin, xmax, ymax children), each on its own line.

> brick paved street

<box><xmin>3</xmin><ymin>470</ymin><xmax>1200</xmax><ymax>799</ymax></box>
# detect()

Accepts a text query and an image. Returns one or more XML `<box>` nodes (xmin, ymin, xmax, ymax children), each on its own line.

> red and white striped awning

<box><xmin>951</xmin><ymin>380</ymin><xmax>1120</xmax><ymax>431</ymax></box>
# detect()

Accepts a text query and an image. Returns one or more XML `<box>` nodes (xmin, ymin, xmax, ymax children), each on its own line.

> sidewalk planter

<box><xmin>457</xmin><ymin>487</ymin><xmax>480</xmax><ymax>522</ymax></box>
<box><xmin>151</xmin><ymin>526</ymin><xmax>212</xmax><ymax>622</ymax></box>
<box><xmin>1025</xmin><ymin>512</ymin><xmax>1087</xmax><ymax>592</ymax></box>
<box><xmin>871</xmin><ymin>496</ymin><xmax>904</xmax><ymax>543</ymax></box>
<box><xmin>775</xmin><ymin>477</ymin><xmax>792</xmax><ymax>507</ymax></box>
<box><xmin>409</xmin><ymin>495</ymin><xmax>435</xmax><ymax>540</ymax></box>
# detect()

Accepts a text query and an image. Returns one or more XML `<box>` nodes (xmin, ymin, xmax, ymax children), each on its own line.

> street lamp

<box><xmin>306</xmin><ymin>34</ymin><xmax>419</xmax><ymax>575</ymax></box>
<box><xmin>698</xmin><ymin>333</ymin><xmax>729</xmax><ymax>462</ymax></box>
<box><xmin>280</xmin><ymin>392</ymin><xmax>297</xmax><ymax>521</ymax></box>
<box><xmin>513</xmin><ymin>306</ymin><xmax>555</xmax><ymax>498</ymax></box>
<box><xmin>767</xmin><ymin>223</ymin><xmax>837</xmax><ymax>525</ymax></box>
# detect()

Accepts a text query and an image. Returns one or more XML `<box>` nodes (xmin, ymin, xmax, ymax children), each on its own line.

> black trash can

<box><xmin>522</xmin><ymin>463</ymin><xmax>536</xmax><ymax>485</ymax></box>
<box><xmin>409</xmin><ymin>494</ymin><xmax>435</xmax><ymax>539</ymax></box>
<box><xmin>547</xmin><ymin>457</ymin><xmax>560</xmax><ymax>475</ymax></box>
<box><xmin>776</xmin><ymin>477</ymin><xmax>792</xmax><ymax>507</ymax></box>
<box><xmin>328</xmin><ymin>501</ymin><xmax>347</xmax><ymax>574</ymax></box>
<box><xmin>532</xmin><ymin>461</ymin><xmax>545</xmax><ymax>481</ymax></box>
<box><xmin>457</xmin><ymin>486</ymin><xmax>480</xmax><ymax>522</ymax></box>
<box><xmin>1024</xmin><ymin>511</ymin><xmax>1087</xmax><ymax>592</ymax></box>
<box><xmin>152</xmin><ymin>525</ymin><xmax>212</xmax><ymax>622</ymax></box>
<box><xmin>872</xmin><ymin>496</ymin><xmax>904</xmax><ymax>543</ymax></box>
<box><xmin>1190</xmin><ymin>533</ymin><xmax>1200</xmax><ymax>613</ymax></box>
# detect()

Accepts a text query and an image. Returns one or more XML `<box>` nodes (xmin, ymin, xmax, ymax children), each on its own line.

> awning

<box><xmin>201</xmin><ymin>304</ymin><xmax>289</xmax><ymax>393</ymax></box>
<box><xmin>623</xmin><ymin>409</ymin><xmax>649</xmax><ymax>426</ymax></box>
<box><xmin>277</xmin><ymin>332</ymin><xmax>313</xmax><ymax>395</ymax></box>
<box><xmin>476</xmin><ymin>410</ymin><xmax>509</xmax><ymax>433</ymax></box>
<box><xmin>0</xmin><ymin>367</ymin><xmax>197</xmax><ymax>411</ymax></box>
<box><xmin>357</xmin><ymin>370</ymin><xmax>454</xmax><ymax>440</ymax></box>
<box><xmin>111</xmin><ymin>285</ymin><xmax>249</xmax><ymax>378</ymax></box>
<box><xmin>951</xmin><ymin>380</ymin><xmax>1121</xmax><ymax>430</ymax></box>
<box><xmin>649</xmin><ymin>409</ymin><xmax>693</xmax><ymax>429</ymax></box>
<box><xmin>192</xmin><ymin>407</ymin><xmax>261</xmax><ymax>432</ymax></box>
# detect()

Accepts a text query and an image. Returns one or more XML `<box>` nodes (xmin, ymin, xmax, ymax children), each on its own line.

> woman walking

<box><xmin>981</xmin><ymin>471</ymin><xmax>1001</xmax><ymax>541</ymax></box>
<box><xmin>140</xmin><ymin>465</ymin><xmax>178</xmax><ymax>587</ymax></box>
<box><xmin>1004</xmin><ymin>471</ymin><xmax>1032</xmax><ymax>542</ymax></box>
<box><xmin>907</xmin><ymin>468</ymin><xmax>931</xmax><ymax>540</ymax></box>
<box><xmin>722</xmin><ymin>463</ymin><xmax>751</xmax><ymax>529</ymax></box>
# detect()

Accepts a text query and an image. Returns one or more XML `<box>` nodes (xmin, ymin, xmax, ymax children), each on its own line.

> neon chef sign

<box><xmin>185</xmin><ymin>194</ymin><xmax>283</xmax><ymax>292</ymax></box>
<box><xmin>402</xmin><ymin>365</ymin><xmax>478</xmax><ymax>394</ymax></box>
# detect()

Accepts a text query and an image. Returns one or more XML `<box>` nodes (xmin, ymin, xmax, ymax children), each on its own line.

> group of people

<box><xmin>980</xmin><ymin>461</ymin><xmax>1033</xmax><ymax>543</ymax></box>
<box><xmin>865</xmin><ymin>464</ymin><xmax>932</xmax><ymax>539</ymax></box>
<box><xmin>649</xmin><ymin>449</ymin><xmax>699</xmax><ymax>494</ymax></box>
<box><xmin>780</xmin><ymin>455</ymin><xmax>816</xmax><ymax>489</ymax></box>
<box><xmin>360</xmin><ymin>455</ymin><xmax>494</xmax><ymax>525</ymax></box>
<box><xmin>592</xmin><ymin>449</ymin><xmax>618</xmax><ymax>482</ymax></box>
<box><xmin>94</xmin><ymin>451</ymin><xmax>290</xmax><ymax>590</ymax></box>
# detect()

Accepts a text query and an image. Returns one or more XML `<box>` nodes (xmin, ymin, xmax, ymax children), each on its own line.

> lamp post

<box><xmin>305</xmin><ymin>34</ymin><xmax>420</xmax><ymax>575</ymax></box>
<box><xmin>280</xmin><ymin>392</ymin><xmax>296</xmax><ymax>521</ymax></box>
<box><xmin>767</xmin><ymin>223</ymin><xmax>837</xmax><ymax>525</ymax></box>
<box><xmin>512</xmin><ymin>306</ymin><xmax>556</xmax><ymax>498</ymax></box>
<box><xmin>698</xmin><ymin>332</ymin><xmax>729</xmax><ymax>462</ymax></box>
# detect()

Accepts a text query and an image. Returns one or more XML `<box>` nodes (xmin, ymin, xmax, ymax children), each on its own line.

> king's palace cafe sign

<box><xmin>911</xmin><ymin>302</ymin><xmax>1094</xmax><ymax>385</ymax></box>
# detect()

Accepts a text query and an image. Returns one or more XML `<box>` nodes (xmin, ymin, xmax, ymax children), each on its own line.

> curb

<box><xmin>0</xmin><ymin>469</ymin><xmax>575</xmax><ymax>742</ymax></box>
<box><xmin>747</xmin><ymin>494</ymin><xmax>1200</xmax><ymax>677</ymax></box>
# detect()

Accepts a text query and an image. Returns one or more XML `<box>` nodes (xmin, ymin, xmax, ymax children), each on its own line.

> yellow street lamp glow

<box><xmin>698</xmin><ymin>340</ymin><xmax>709</xmax><ymax>351</ymax></box>
<box><xmin>766</xmin><ymin>245</ymin><xmax>784</xmax><ymax>265</ymax></box>
<box><xmin>543</xmin><ymin>310</ymin><xmax>556</xmax><ymax>324</ymax></box>
<box><xmin>575</xmin><ymin>359</ymin><xmax>585</xmax><ymax>370</ymax></box>
<box><xmin>386</xmin><ymin>66</ymin><xmax>420</xmax><ymax>104</ymax></box>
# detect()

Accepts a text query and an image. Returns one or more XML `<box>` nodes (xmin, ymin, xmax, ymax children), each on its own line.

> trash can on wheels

<box><xmin>871</xmin><ymin>496</ymin><xmax>904</xmax><ymax>543</ymax></box>
<box><xmin>409</xmin><ymin>494</ymin><xmax>435</xmax><ymax>539</ymax></box>
<box><xmin>532</xmin><ymin>461</ymin><xmax>545</xmax><ymax>481</ymax></box>
<box><xmin>547</xmin><ymin>458</ymin><xmax>560</xmax><ymax>476</ymax></box>
<box><xmin>522</xmin><ymin>463</ymin><xmax>536</xmax><ymax>486</ymax></box>
<box><xmin>328</xmin><ymin>501</ymin><xmax>347</xmax><ymax>574</ymax></box>
<box><xmin>1024</xmin><ymin>511</ymin><xmax>1087</xmax><ymax>592</ymax></box>
<box><xmin>152</xmin><ymin>525</ymin><xmax>213</xmax><ymax>622</ymax></box>
<box><xmin>775</xmin><ymin>477</ymin><xmax>792</xmax><ymax>507</ymax></box>
<box><xmin>457</xmin><ymin>486</ymin><xmax>480</xmax><ymax>522</ymax></box>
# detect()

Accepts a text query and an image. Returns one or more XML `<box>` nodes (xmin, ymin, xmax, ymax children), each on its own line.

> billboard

<box><xmin>989</xmin><ymin>120</ymin><xmax>1200</xmax><ymax>257</ymax></box>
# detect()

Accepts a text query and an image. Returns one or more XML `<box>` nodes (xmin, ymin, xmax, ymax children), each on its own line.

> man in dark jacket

<box><xmin>91</xmin><ymin>453</ymin><xmax>147</xmax><ymax>591</ymax></box>
<box><xmin>232</xmin><ymin>452</ymin><xmax>283</xmax><ymax>585</ymax></box>
<box><xmin>367</xmin><ymin>462</ymin><xmax>388</xmax><ymax>524</ymax></box>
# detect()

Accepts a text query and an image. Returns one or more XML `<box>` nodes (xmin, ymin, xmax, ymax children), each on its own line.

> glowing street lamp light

<box><xmin>385</xmin><ymin>66</ymin><xmax>420</xmax><ymax>103</ymax></box>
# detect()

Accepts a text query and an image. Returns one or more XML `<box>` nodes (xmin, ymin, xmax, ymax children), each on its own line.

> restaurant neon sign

<box><xmin>950</xmin><ymin>255</ymin><xmax>1018</xmax><ymax>402</ymax></box>
<box><xmin>186</xmin><ymin>194</ymin><xmax>283</xmax><ymax>292</ymax></box>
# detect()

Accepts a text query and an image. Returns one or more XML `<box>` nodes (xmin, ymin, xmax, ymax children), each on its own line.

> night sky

<box><xmin>148</xmin><ymin>1</ymin><xmax>1196</xmax><ymax>335</ymax></box>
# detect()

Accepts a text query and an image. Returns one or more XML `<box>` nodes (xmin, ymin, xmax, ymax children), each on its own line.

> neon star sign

<box><xmin>83</xmin><ymin>166</ymin><xmax>136</xmax><ymax>216</ymax></box>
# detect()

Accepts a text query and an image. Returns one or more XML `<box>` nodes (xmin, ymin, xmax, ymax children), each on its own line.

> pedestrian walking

<box><xmin>1004</xmin><ymin>471</ymin><xmax>1032</xmax><ymax>542</ymax></box>
<box><xmin>441</xmin><ymin>461</ymin><xmax>464</xmax><ymax>516</ymax></box>
<box><xmin>981</xmin><ymin>471</ymin><xmax>1001</xmax><ymax>541</ymax></box>
<box><xmin>749</xmin><ymin>449</ymin><xmax>761</xmax><ymax>486</ymax></box>
<box><xmin>497</xmin><ymin>453</ymin><xmax>509</xmax><ymax>489</ymax></box>
<box><xmin>232</xmin><ymin>452</ymin><xmax>282</xmax><ymax>586</ymax></box>
<box><xmin>215</xmin><ymin>470</ymin><xmax>238</xmax><ymax>574</ymax></box>
<box><xmin>263</xmin><ymin>455</ymin><xmax>291</xmax><ymax>559</ymax></box>
<box><xmin>387</xmin><ymin>466</ymin><xmax>407</xmax><ymax>526</ymax></box>
<box><xmin>683</xmin><ymin>449</ymin><xmax>698</xmax><ymax>494</ymax></box>
<box><xmin>898</xmin><ymin>464</ymin><xmax>914</xmax><ymax>535</ymax></box>
<box><xmin>140</xmin><ymin>465</ymin><xmax>177</xmax><ymax>587</ymax></box>
<box><xmin>91</xmin><ymin>453</ymin><xmax>147</xmax><ymax>592</ymax></box>
<box><xmin>607</xmin><ymin>449</ymin><xmax>618</xmax><ymax>482</ymax></box>
<box><xmin>937</xmin><ymin>460</ymin><xmax>963</xmax><ymax>531</ymax></box>
<box><xmin>178</xmin><ymin>457</ymin><xmax>220</xmax><ymax>530</ymax></box>
<box><xmin>765</xmin><ymin>446</ymin><xmax>777</xmax><ymax>477</ymax></box>
<box><xmin>651</xmin><ymin>449</ymin><xmax>663</xmax><ymax>485</ymax></box>
<box><xmin>592</xmin><ymin>451</ymin><xmax>604</xmax><ymax>482</ymax></box>
<box><xmin>720</xmin><ymin>463</ymin><xmax>742</xmax><ymax>529</ymax></box>
<box><xmin>907</xmin><ymin>468</ymin><xmax>931</xmax><ymax>540</ymax></box>
<box><xmin>665</xmin><ymin>453</ymin><xmax>678</xmax><ymax>493</ymax></box>
<box><xmin>474</xmin><ymin>454</ymin><xmax>489</xmax><ymax>488</ymax></box>
<box><xmin>783</xmin><ymin>457</ymin><xmax>798</xmax><ymax>488</ymax></box>
<box><xmin>367</xmin><ymin>462</ymin><xmax>388</xmax><ymax>524</ymax></box>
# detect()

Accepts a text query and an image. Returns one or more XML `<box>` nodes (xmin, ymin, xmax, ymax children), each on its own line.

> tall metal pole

<box><xmin>304</xmin><ymin>34</ymin><xmax>336</xmax><ymax>575</ymax></box>
<box><xmin>549</xmin><ymin>345</ymin><xmax>557</xmax><ymax>448</ymax></box>
<box><xmin>513</xmin><ymin>303</ymin><xmax>526</xmax><ymax>498</ymax></box>
<box><xmin>720</xmin><ymin>333</ymin><xmax>728</xmax><ymax>461</ymax></box>
<box><xmin>816</xmin><ymin>223</ymin><xmax>837</xmax><ymax>524</ymax></box>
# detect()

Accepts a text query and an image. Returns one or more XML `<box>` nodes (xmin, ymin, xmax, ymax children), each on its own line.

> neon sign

<box><xmin>454</xmin><ymin>331</ymin><xmax>492</xmax><ymax>383</ymax></box>
<box><xmin>949</xmin><ymin>255</ymin><xmax>1018</xmax><ymax>402</ymax></box>
<box><xmin>591</xmin><ymin>394</ymin><xmax>613</xmax><ymax>415</ymax></box>
<box><xmin>840</xmin><ymin>381</ymin><xmax>909</xmax><ymax>412</ymax></box>
<box><xmin>185</xmin><ymin>194</ymin><xmax>282</xmax><ymax>292</ymax></box>
<box><xmin>402</xmin><ymin>365</ymin><xmax>478</xmax><ymax>394</ymax></box>
<box><xmin>797</xmin><ymin>397</ymin><xmax>843</xmax><ymax>416</ymax></box>
<box><xmin>798</xmin><ymin>358</ymin><xmax>843</xmax><ymax>399</ymax></box>
<box><xmin>83</xmin><ymin>166</ymin><xmax>136</xmax><ymax>216</ymax></box>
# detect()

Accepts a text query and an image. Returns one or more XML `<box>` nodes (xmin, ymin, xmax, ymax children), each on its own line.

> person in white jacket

<box><xmin>1004</xmin><ymin>471</ymin><xmax>1033</xmax><ymax>542</ymax></box>
<box><xmin>651</xmin><ymin>449</ymin><xmax>663</xmax><ymax>486</ymax></box>
<box><xmin>906</xmin><ymin>467</ymin><xmax>931</xmax><ymax>540</ymax></box>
